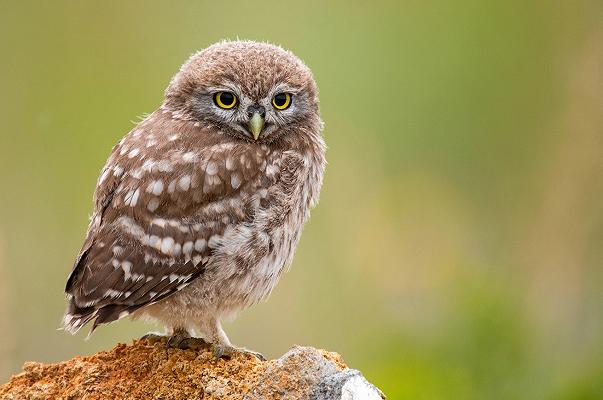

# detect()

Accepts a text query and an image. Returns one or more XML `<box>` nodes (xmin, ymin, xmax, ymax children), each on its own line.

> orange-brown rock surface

<box><xmin>0</xmin><ymin>338</ymin><xmax>384</xmax><ymax>399</ymax></box>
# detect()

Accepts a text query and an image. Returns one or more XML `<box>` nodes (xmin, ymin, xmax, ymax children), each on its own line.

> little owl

<box><xmin>63</xmin><ymin>41</ymin><xmax>326</xmax><ymax>358</ymax></box>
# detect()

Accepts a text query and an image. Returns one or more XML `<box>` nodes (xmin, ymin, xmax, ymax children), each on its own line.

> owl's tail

<box><xmin>61</xmin><ymin>296</ymin><xmax>138</xmax><ymax>339</ymax></box>
<box><xmin>61</xmin><ymin>297</ymin><xmax>97</xmax><ymax>336</ymax></box>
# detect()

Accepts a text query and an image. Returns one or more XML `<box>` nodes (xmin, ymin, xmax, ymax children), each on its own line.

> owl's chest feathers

<box><xmin>195</xmin><ymin>149</ymin><xmax>323</xmax><ymax>312</ymax></box>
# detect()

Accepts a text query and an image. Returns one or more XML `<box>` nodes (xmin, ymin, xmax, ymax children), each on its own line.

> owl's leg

<box><xmin>207</xmin><ymin>319</ymin><xmax>266</xmax><ymax>361</ymax></box>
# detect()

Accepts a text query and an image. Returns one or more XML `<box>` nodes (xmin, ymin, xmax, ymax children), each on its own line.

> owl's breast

<box><xmin>207</xmin><ymin>149</ymin><xmax>323</xmax><ymax>311</ymax></box>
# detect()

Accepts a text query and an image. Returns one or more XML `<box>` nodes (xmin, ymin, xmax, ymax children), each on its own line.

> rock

<box><xmin>0</xmin><ymin>339</ymin><xmax>385</xmax><ymax>399</ymax></box>
<box><xmin>311</xmin><ymin>370</ymin><xmax>385</xmax><ymax>400</ymax></box>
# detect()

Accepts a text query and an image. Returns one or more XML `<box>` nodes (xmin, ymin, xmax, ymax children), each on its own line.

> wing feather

<box><xmin>64</xmin><ymin>112</ymin><xmax>279</xmax><ymax>334</ymax></box>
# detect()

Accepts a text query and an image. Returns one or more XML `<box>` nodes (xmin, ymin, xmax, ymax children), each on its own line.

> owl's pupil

<box><xmin>221</xmin><ymin>92</ymin><xmax>234</xmax><ymax>105</ymax></box>
<box><xmin>274</xmin><ymin>94</ymin><xmax>287</xmax><ymax>106</ymax></box>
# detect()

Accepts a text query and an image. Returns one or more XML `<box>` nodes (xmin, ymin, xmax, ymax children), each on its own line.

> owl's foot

<box><xmin>141</xmin><ymin>331</ymin><xmax>212</xmax><ymax>355</ymax></box>
<box><xmin>212</xmin><ymin>344</ymin><xmax>266</xmax><ymax>361</ymax></box>
<box><xmin>141</xmin><ymin>329</ymin><xmax>193</xmax><ymax>358</ymax></box>
<box><xmin>177</xmin><ymin>336</ymin><xmax>211</xmax><ymax>351</ymax></box>
<box><xmin>140</xmin><ymin>332</ymin><xmax>166</xmax><ymax>344</ymax></box>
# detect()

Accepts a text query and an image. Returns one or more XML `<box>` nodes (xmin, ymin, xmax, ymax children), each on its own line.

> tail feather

<box><xmin>62</xmin><ymin>298</ymin><xmax>137</xmax><ymax>337</ymax></box>
<box><xmin>62</xmin><ymin>309</ymin><xmax>97</xmax><ymax>335</ymax></box>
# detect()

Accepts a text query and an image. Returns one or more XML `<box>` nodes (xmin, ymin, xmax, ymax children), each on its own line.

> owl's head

<box><xmin>164</xmin><ymin>40</ymin><xmax>321</xmax><ymax>144</ymax></box>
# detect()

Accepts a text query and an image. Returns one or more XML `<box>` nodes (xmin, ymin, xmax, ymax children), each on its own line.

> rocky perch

<box><xmin>0</xmin><ymin>339</ymin><xmax>385</xmax><ymax>399</ymax></box>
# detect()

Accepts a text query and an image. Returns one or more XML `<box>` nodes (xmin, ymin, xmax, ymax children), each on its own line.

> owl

<box><xmin>63</xmin><ymin>41</ymin><xmax>326</xmax><ymax>358</ymax></box>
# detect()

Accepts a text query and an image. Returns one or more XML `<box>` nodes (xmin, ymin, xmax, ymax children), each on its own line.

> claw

<box><xmin>178</xmin><ymin>336</ymin><xmax>211</xmax><ymax>351</ymax></box>
<box><xmin>212</xmin><ymin>344</ymin><xmax>226</xmax><ymax>359</ymax></box>
<box><xmin>211</xmin><ymin>345</ymin><xmax>266</xmax><ymax>361</ymax></box>
<box><xmin>163</xmin><ymin>330</ymin><xmax>192</xmax><ymax>359</ymax></box>
<box><xmin>166</xmin><ymin>330</ymin><xmax>192</xmax><ymax>348</ymax></box>
<box><xmin>140</xmin><ymin>332</ymin><xmax>165</xmax><ymax>344</ymax></box>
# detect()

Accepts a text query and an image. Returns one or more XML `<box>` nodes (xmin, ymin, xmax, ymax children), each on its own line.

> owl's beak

<box><xmin>247</xmin><ymin>112</ymin><xmax>265</xmax><ymax>140</ymax></box>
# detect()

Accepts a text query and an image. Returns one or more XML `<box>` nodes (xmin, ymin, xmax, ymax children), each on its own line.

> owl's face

<box><xmin>164</xmin><ymin>41</ymin><xmax>320</xmax><ymax>144</ymax></box>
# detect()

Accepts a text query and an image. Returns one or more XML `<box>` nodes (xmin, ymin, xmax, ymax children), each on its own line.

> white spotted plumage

<box><xmin>63</xmin><ymin>41</ymin><xmax>325</xmax><ymax>351</ymax></box>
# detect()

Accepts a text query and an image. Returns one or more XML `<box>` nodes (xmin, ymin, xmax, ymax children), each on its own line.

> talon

<box><xmin>212</xmin><ymin>344</ymin><xmax>227</xmax><ymax>359</ymax></box>
<box><xmin>165</xmin><ymin>329</ymin><xmax>192</xmax><ymax>349</ymax></box>
<box><xmin>140</xmin><ymin>333</ymin><xmax>165</xmax><ymax>344</ymax></box>
<box><xmin>249</xmin><ymin>350</ymin><xmax>266</xmax><ymax>361</ymax></box>
<box><xmin>210</xmin><ymin>345</ymin><xmax>265</xmax><ymax>361</ymax></box>
<box><xmin>179</xmin><ymin>337</ymin><xmax>211</xmax><ymax>351</ymax></box>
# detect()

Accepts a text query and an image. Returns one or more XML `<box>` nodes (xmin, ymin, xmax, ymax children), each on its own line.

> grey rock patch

<box><xmin>310</xmin><ymin>369</ymin><xmax>385</xmax><ymax>400</ymax></box>
<box><xmin>246</xmin><ymin>345</ymin><xmax>342</xmax><ymax>399</ymax></box>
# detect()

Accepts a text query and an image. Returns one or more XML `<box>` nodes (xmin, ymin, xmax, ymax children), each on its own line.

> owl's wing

<box><xmin>64</xmin><ymin>121</ymin><xmax>282</xmax><ymax>334</ymax></box>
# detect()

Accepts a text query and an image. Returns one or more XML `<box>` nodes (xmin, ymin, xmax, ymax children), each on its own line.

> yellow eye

<box><xmin>214</xmin><ymin>91</ymin><xmax>237</xmax><ymax>109</ymax></box>
<box><xmin>272</xmin><ymin>93</ymin><xmax>291</xmax><ymax>110</ymax></box>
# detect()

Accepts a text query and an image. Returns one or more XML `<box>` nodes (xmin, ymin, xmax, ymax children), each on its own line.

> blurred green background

<box><xmin>1</xmin><ymin>1</ymin><xmax>602</xmax><ymax>398</ymax></box>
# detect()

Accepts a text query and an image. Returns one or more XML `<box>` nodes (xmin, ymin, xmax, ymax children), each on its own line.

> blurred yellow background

<box><xmin>1</xmin><ymin>1</ymin><xmax>602</xmax><ymax>398</ymax></box>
